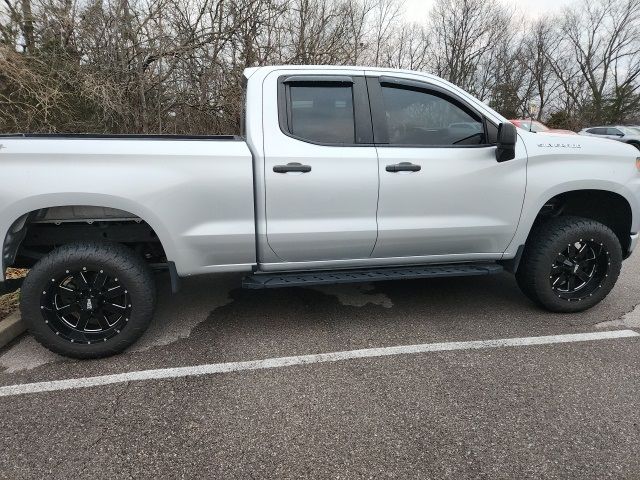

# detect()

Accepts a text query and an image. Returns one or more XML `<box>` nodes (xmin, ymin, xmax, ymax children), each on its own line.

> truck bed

<box><xmin>0</xmin><ymin>133</ymin><xmax>242</xmax><ymax>141</ymax></box>
<box><xmin>0</xmin><ymin>135</ymin><xmax>256</xmax><ymax>277</ymax></box>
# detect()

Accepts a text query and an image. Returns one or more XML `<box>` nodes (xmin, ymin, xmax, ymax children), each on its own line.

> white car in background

<box><xmin>579</xmin><ymin>126</ymin><xmax>640</xmax><ymax>150</ymax></box>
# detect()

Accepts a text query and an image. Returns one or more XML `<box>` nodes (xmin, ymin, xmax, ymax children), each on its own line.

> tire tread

<box><xmin>20</xmin><ymin>241</ymin><xmax>156</xmax><ymax>359</ymax></box>
<box><xmin>516</xmin><ymin>216</ymin><xmax>622</xmax><ymax>312</ymax></box>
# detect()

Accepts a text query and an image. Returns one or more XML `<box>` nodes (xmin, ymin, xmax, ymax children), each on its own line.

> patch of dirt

<box><xmin>0</xmin><ymin>290</ymin><xmax>19</xmax><ymax>321</ymax></box>
<box><xmin>5</xmin><ymin>268</ymin><xmax>27</xmax><ymax>281</ymax></box>
<box><xmin>0</xmin><ymin>269</ymin><xmax>27</xmax><ymax>321</ymax></box>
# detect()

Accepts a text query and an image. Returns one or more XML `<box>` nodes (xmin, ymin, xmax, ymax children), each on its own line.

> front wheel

<box><xmin>516</xmin><ymin>216</ymin><xmax>622</xmax><ymax>312</ymax></box>
<box><xmin>21</xmin><ymin>241</ymin><xmax>156</xmax><ymax>358</ymax></box>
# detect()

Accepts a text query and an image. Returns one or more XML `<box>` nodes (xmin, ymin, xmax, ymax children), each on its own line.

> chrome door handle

<box><xmin>385</xmin><ymin>162</ymin><xmax>421</xmax><ymax>173</ymax></box>
<box><xmin>273</xmin><ymin>162</ymin><xmax>312</xmax><ymax>173</ymax></box>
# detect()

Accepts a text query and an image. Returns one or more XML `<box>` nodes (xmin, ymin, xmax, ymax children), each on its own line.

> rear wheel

<box><xmin>21</xmin><ymin>241</ymin><xmax>156</xmax><ymax>358</ymax></box>
<box><xmin>516</xmin><ymin>216</ymin><xmax>622</xmax><ymax>312</ymax></box>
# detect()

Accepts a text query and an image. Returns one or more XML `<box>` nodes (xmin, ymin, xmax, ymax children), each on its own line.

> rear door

<box><xmin>261</xmin><ymin>71</ymin><xmax>379</xmax><ymax>262</ymax></box>
<box><xmin>368</xmin><ymin>76</ymin><xmax>527</xmax><ymax>260</ymax></box>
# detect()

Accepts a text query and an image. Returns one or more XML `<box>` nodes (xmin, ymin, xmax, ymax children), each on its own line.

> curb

<box><xmin>0</xmin><ymin>311</ymin><xmax>25</xmax><ymax>350</ymax></box>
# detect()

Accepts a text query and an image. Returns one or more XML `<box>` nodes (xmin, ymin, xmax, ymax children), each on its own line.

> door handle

<box><xmin>273</xmin><ymin>162</ymin><xmax>312</xmax><ymax>173</ymax></box>
<box><xmin>385</xmin><ymin>162</ymin><xmax>421</xmax><ymax>173</ymax></box>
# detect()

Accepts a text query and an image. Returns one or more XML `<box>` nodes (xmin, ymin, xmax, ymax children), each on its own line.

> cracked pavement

<box><xmin>1</xmin><ymin>253</ymin><xmax>640</xmax><ymax>479</ymax></box>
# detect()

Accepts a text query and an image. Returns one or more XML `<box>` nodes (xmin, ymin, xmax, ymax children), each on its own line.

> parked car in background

<box><xmin>579</xmin><ymin>126</ymin><xmax>640</xmax><ymax>150</ymax></box>
<box><xmin>509</xmin><ymin>119</ymin><xmax>576</xmax><ymax>135</ymax></box>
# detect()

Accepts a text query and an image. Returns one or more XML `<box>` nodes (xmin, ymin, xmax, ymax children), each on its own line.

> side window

<box><xmin>589</xmin><ymin>128</ymin><xmax>606</xmax><ymax>135</ymax></box>
<box><xmin>287</xmin><ymin>85</ymin><xmax>355</xmax><ymax>144</ymax></box>
<box><xmin>380</xmin><ymin>86</ymin><xmax>485</xmax><ymax>146</ymax></box>
<box><xmin>607</xmin><ymin>128</ymin><xmax>623</xmax><ymax>136</ymax></box>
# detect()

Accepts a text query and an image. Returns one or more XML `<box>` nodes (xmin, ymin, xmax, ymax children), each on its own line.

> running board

<box><xmin>242</xmin><ymin>263</ymin><xmax>504</xmax><ymax>289</ymax></box>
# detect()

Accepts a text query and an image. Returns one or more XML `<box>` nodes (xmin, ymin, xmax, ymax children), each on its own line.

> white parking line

<box><xmin>0</xmin><ymin>329</ymin><xmax>637</xmax><ymax>398</ymax></box>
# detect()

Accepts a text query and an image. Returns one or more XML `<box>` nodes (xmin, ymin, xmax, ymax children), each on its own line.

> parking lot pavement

<box><xmin>1</xmin><ymin>255</ymin><xmax>640</xmax><ymax>479</ymax></box>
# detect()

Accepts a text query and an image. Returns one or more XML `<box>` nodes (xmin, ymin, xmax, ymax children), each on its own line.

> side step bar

<box><xmin>242</xmin><ymin>263</ymin><xmax>504</xmax><ymax>289</ymax></box>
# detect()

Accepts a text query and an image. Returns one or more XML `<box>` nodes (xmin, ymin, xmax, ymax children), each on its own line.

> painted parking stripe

<box><xmin>0</xmin><ymin>330</ymin><xmax>637</xmax><ymax>398</ymax></box>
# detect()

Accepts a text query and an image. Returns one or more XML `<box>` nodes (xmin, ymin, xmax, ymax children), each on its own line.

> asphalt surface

<box><xmin>1</xmin><ymin>254</ymin><xmax>640</xmax><ymax>479</ymax></box>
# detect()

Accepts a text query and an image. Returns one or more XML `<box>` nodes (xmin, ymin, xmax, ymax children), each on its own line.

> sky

<box><xmin>402</xmin><ymin>0</ymin><xmax>576</xmax><ymax>22</ymax></box>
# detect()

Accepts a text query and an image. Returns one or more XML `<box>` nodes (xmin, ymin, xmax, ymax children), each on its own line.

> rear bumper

<box><xmin>626</xmin><ymin>233</ymin><xmax>639</xmax><ymax>259</ymax></box>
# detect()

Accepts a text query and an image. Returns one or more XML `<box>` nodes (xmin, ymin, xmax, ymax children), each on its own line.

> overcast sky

<box><xmin>402</xmin><ymin>0</ymin><xmax>576</xmax><ymax>22</ymax></box>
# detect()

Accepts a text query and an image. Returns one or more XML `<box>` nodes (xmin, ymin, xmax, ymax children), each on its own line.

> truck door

<box><xmin>368</xmin><ymin>76</ymin><xmax>527</xmax><ymax>260</ymax></box>
<box><xmin>261</xmin><ymin>72</ymin><xmax>379</xmax><ymax>262</ymax></box>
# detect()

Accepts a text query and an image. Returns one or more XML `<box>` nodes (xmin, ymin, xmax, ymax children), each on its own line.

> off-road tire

<box><xmin>20</xmin><ymin>241</ymin><xmax>156</xmax><ymax>358</ymax></box>
<box><xmin>516</xmin><ymin>216</ymin><xmax>622</xmax><ymax>312</ymax></box>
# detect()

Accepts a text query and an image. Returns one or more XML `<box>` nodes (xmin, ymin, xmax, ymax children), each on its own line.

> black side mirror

<box><xmin>496</xmin><ymin>122</ymin><xmax>517</xmax><ymax>162</ymax></box>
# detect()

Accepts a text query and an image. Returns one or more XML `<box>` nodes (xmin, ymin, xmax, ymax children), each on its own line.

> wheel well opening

<box><xmin>3</xmin><ymin>206</ymin><xmax>167</xmax><ymax>269</ymax></box>
<box><xmin>533</xmin><ymin>190</ymin><xmax>632</xmax><ymax>252</ymax></box>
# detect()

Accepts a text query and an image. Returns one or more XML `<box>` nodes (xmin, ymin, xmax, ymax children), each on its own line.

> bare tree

<box><xmin>550</xmin><ymin>0</ymin><xmax>640</xmax><ymax>125</ymax></box>
<box><xmin>428</xmin><ymin>0</ymin><xmax>515</xmax><ymax>99</ymax></box>
<box><xmin>522</xmin><ymin>20</ymin><xmax>562</xmax><ymax>120</ymax></box>
<box><xmin>0</xmin><ymin>0</ymin><xmax>639</xmax><ymax>134</ymax></box>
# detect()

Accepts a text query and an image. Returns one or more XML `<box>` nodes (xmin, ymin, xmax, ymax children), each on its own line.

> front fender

<box><xmin>505</xmin><ymin>180</ymin><xmax>636</xmax><ymax>257</ymax></box>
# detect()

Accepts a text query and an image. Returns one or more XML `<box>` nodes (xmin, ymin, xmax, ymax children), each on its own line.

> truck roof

<box><xmin>242</xmin><ymin>65</ymin><xmax>505</xmax><ymax>125</ymax></box>
<box><xmin>242</xmin><ymin>65</ymin><xmax>444</xmax><ymax>84</ymax></box>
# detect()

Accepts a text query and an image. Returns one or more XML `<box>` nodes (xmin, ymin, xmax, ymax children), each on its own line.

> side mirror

<box><xmin>496</xmin><ymin>122</ymin><xmax>517</xmax><ymax>162</ymax></box>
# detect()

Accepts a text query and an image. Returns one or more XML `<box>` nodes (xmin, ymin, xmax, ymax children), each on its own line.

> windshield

<box><xmin>619</xmin><ymin>126</ymin><xmax>640</xmax><ymax>135</ymax></box>
<box><xmin>518</xmin><ymin>121</ymin><xmax>550</xmax><ymax>133</ymax></box>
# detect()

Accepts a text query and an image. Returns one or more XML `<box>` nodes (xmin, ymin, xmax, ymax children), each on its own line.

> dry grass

<box><xmin>0</xmin><ymin>269</ymin><xmax>27</xmax><ymax>321</ymax></box>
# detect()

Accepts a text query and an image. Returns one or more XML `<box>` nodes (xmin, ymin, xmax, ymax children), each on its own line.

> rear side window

<box><xmin>380</xmin><ymin>86</ymin><xmax>485</xmax><ymax>146</ymax></box>
<box><xmin>287</xmin><ymin>86</ymin><xmax>355</xmax><ymax>144</ymax></box>
<box><xmin>587</xmin><ymin>128</ymin><xmax>606</xmax><ymax>135</ymax></box>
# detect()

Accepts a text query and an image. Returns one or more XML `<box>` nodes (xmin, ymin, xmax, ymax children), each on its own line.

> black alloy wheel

<box><xmin>516</xmin><ymin>216</ymin><xmax>622</xmax><ymax>313</ymax></box>
<box><xmin>21</xmin><ymin>241</ymin><xmax>156</xmax><ymax>358</ymax></box>
<box><xmin>41</xmin><ymin>267</ymin><xmax>132</xmax><ymax>344</ymax></box>
<box><xmin>549</xmin><ymin>239</ymin><xmax>610</xmax><ymax>301</ymax></box>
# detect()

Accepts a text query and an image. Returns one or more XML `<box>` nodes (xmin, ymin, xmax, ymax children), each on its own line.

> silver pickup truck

<box><xmin>1</xmin><ymin>66</ymin><xmax>639</xmax><ymax>358</ymax></box>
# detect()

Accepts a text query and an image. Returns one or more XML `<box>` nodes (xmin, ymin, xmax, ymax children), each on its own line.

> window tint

<box><xmin>288</xmin><ymin>86</ymin><xmax>355</xmax><ymax>144</ymax></box>
<box><xmin>381</xmin><ymin>86</ymin><xmax>484</xmax><ymax>146</ymax></box>
<box><xmin>588</xmin><ymin>128</ymin><xmax>606</xmax><ymax>135</ymax></box>
<box><xmin>607</xmin><ymin>128</ymin><xmax>623</xmax><ymax>136</ymax></box>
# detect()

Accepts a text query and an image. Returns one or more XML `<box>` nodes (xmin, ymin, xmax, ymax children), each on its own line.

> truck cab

<box><xmin>247</xmin><ymin>66</ymin><xmax>527</xmax><ymax>270</ymax></box>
